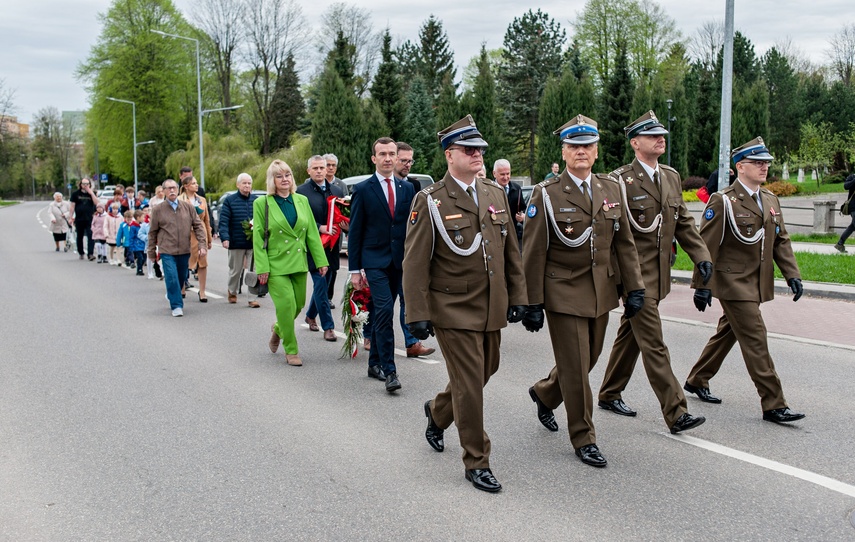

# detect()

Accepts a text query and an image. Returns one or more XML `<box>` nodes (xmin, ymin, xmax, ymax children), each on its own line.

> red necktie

<box><xmin>385</xmin><ymin>178</ymin><xmax>395</xmax><ymax>217</ymax></box>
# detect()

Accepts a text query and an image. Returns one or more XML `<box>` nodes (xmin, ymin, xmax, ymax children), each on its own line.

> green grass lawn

<box><xmin>674</xmin><ymin>247</ymin><xmax>855</xmax><ymax>284</ymax></box>
<box><xmin>789</xmin><ymin>233</ymin><xmax>854</xmax><ymax>245</ymax></box>
<box><xmin>0</xmin><ymin>200</ymin><xmax>18</xmax><ymax>206</ymax></box>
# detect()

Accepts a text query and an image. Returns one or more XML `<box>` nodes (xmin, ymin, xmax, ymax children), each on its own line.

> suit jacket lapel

<box><xmin>266</xmin><ymin>195</ymin><xmax>296</xmax><ymax>235</ymax></box>
<box><xmin>633</xmin><ymin>159</ymin><xmax>661</xmax><ymax>203</ymax></box>
<box><xmin>442</xmin><ymin>172</ymin><xmax>479</xmax><ymax>216</ymax></box>
<box><xmin>370</xmin><ymin>174</ymin><xmax>394</xmax><ymax>219</ymax></box>
<box><xmin>561</xmin><ymin>170</ymin><xmax>592</xmax><ymax>216</ymax></box>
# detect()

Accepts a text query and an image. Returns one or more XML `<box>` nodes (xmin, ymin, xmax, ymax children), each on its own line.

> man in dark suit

<box><xmin>492</xmin><ymin>158</ymin><xmax>524</xmax><ymax>245</ymax></box>
<box><xmin>297</xmin><ymin>155</ymin><xmax>346</xmax><ymax>342</ymax></box>
<box><xmin>348</xmin><ymin>137</ymin><xmax>415</xmax><ymax>392</ymax></box>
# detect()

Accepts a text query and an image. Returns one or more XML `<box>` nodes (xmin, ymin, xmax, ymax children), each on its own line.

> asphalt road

<box><xmin>3</xmin><ymin>201</ymin><xmax>855</xmax><ymax>541</ymax></box>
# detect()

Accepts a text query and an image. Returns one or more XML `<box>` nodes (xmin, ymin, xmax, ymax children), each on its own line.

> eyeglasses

<box><xmin>398</xmin><ymin>159</ymin><xmax>414</xmax><ymax>165</ymax></box>
<box><xmin>745</xmin><ymin>161</ymin><xmax>770</xmax><ymax>168</ymax></box>
<box><xmin>450</xmin><ymin>146</ymin><xmax>486</xmax><ymax>157</ymax></box>
<box><xmin>274</xmin><ymin>172</ymin><xmax>293</xmax><ymax>179</ymax></box>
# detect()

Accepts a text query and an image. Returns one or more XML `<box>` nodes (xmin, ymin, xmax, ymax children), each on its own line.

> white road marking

<box><xmin>665</xmin><ymin>433</ymin><xmax>855</xmax><ymax>498</ymax></box>
<box><xmin>298</xmin><ymin>323</ymin><xmax>441</xmax><ymax>364</ymax></box>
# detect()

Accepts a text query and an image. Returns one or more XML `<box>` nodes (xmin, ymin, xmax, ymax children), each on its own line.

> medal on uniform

<box><xmin>638</xmin><ymin>214</ymin><xmax>646</xmax><ymax>222</ymax></box>
<box><xmin>626</xmin><ymin>177</ymin><xmax>634</xmax><ymax>185</ymax></box>
<box><xmin>564</xmin><ymin>226</ymin><xmax>574</xmax><ymax>235</ymax></box>
<box><xmin>602</xmin><ymin>199</ymin><xmax>610</xmax><ymax>212</ymax></box>
<box><xmin>487</xmin><ymin>204</ymin><xmax>505</xmax><ymax>221</ymax></box>
<box><xmin>747</xmin><ymin>227</ymin><xmax>753</xmax><ymax>235</ymax></box>
<box><xmin>614</xmin><ymin>221</ymin><xmax>620</xmax><ymax>231</ymax></box>
<box><xmin>454</xmin><ymin>233</ymin><xmax>464</xmax><ymax>245</ymax></box>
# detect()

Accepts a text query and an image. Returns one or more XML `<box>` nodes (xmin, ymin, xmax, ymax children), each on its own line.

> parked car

<box><xmin>96</xmin><ymin>190</ymin><xmax>113</xmax><ymax>206</ymax></box>
<box><xmin>209</xmin><ymin>190</ymin><xmax>268</xmax><ymax>234</ymax></box>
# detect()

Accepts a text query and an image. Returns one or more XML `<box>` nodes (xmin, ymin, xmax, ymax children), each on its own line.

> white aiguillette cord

<box><xmin>542</xmin><ymin>188</ymin><xmax>593</xmax><ymax>251</ymax></box>
<box><xmin>720</xmin><ymin>194</ymin><xmax>766</xmax><ymax>258</ymax></box>
<box><xmin>618</xmin><ymin>177</ymin><xmax>662</xmax><ymax>245</ymax></box>
<box><xmin>427</xmin><ymin>195</ymin><xmax>483</xmax><ymax>257</ymax></box>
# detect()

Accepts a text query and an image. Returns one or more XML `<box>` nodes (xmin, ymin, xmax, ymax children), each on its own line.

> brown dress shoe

<box><xmin>364</xmin><ymin>338</ymin><xmax>371</xmax><ymax>350</ymax></box>
<box><xmin>305</xmin><ymin>316</ymin><xmax>319</xmax><ymax>332</ymax></box>
<box><xmin>285</xmin><ymin>354</ymin><xmax>303</xmax><ymax>366</ymax></box>
<box><xmin>406</xmin><ymin>341</ymin><xmax>436</xmax><ymax>357</ymax></box>
<box><xmin>228</xmin><ymin>291</ymin><xmax>237</xmax><ymax>304</ymax></box>
<box><xmin>248</xmin><ymin>300</ymin><xmax>260</xmax><ymax>308</ymax></box>
<box><xmin>269</xmin><ymin>324</ymin><xmax>280</xmax><ymax>353</ymax></box>
<box><xmin>324</xmin><ymin>329</ymin><xmax>337</xmax><ymax>342</ymax></box>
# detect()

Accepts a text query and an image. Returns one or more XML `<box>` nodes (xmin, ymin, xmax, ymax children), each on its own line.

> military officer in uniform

<box><xmin>685</xmin><ymin>137</ymin><xmax>806</xmax><ymax>424</ymax></box>
<box><xmin>522</xmin><ymin>115</ymin><xmax>645</xmax><ymax>468</ymax></box>
<box><xmin>403</xmin><ymin>115</ymin><xmax>527</xmax><ymax>493</ymax></box>
<box><xmin>596</xmin><ymin>111</ymin><xmax>711</xmax><ymax>434</ymax></box>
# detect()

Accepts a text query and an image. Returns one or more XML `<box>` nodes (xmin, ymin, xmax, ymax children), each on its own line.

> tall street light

<box><xmin>665</xmin><ymin>99</ymin><xmax>675</xmax><ymax>167</ymax></box>
<box><xmin>151</xmin><ymin>29</ymin><xmax>204</xmax><ymax>189</ymax></box>
<box><xmin>106</xmin><ymin>97</ymin><xmax>140</xmax><ymax>193</ymax></box>
<box><xmin>21</xmin><ymin>153</ymin><xmax>35</xmax><ymax>199</ymax></box>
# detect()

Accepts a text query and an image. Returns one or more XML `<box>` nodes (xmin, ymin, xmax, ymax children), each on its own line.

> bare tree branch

<box><xmin>687</xmin><ymin>20</ymin><xmax>723</xmax><ymax>69</ymax></box>
<box><xmin>827</xmin><ymin>23</ymin><xmax>855</xmax><ymax>86</ymax></box>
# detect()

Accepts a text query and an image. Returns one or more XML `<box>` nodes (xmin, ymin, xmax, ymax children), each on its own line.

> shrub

<box><xmin>682</xmin><ymin>176</ymin><xmax>706</xmax><ymax>190</ymax></box>
<box><xmin>682</xmin><ymin>190</ymin><xmax>700</xmax><ymax>203</ymax></box>
<box><xmin>824</xmin><ymin>171</ymin><xmax>849</xmax><ymax>184</ymax></box>
<box><xmin>764</xmin><ymin>181</ymin><xmax>798</xmax><ymax>197</ymax></box>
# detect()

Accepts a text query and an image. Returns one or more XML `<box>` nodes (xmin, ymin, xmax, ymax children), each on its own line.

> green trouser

<box><xmin>269</xmin><ymin>272</ymin><xmax>308</xmax><ymax>355</ymax></box>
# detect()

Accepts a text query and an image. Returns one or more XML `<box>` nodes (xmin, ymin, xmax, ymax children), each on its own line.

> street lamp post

<box><xmin>106</xmin><ymin>97</ymin><xmax>139</xmax><ymax>193</ymax></box>
<box><xmin>151</xmin><ymin>29</ymin><xmax>204</xmax><ymax>189</ymax></box>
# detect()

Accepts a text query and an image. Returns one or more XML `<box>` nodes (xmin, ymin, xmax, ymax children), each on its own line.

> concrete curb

<box><xmin>670</xmin><ymin>270</ymin><xmax>855</xmax><ymax>302</ymax></box>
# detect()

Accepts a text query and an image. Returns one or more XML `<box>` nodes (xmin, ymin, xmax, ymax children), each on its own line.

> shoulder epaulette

<box><xmin>660</xmin><ymin>164</ymin><xmax>679</xmax><ymax>174</ymax></box>
<box><xmin>610</xmin><ymin>164</ymin><xmax>633</xmax><ymax>177</ymax></box>
<box><xmin>420</xmin><ymin>181</ymin><xmax>443</xmax><ymax>196</ymax></box>
<box><xmin>596</xmin><ymin>172</ymin><xmax>619</xmax><ymax>184</ymax></box>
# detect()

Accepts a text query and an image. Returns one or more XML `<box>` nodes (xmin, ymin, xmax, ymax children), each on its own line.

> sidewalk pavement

<box><xmin>658</xmin><ymin>280</ymin><xmax>855</xmax><ymax>350</ymax></box>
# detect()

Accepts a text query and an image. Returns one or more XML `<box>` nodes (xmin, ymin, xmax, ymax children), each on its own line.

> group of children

<box><xmin>89</xmin><ymin>202</ymin><xmax>161</xmax><ymax>278</ymax></box>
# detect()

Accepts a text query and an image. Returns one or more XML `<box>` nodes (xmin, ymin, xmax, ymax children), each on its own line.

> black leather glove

<box><xmin>787</xmin><ymin>278</ymin><xmax>803</xmax><ymax>302</ymax></box>
<box><xmin>507</xmin><ymin>305</ymin><xmax>526</xmax><ymax>323</ymax></box>
<box><xmin>623</xmin><ymin>289</ymin><xmax>645</xmax><ymax>319</ymax></box>
<box><xmin>697</xmin><ymin>261</ymin><xmax>713</xmax><ymax>285</ymax></box>
<box><xmin>408</xmin><ymin>320</ymin><xmax>434</xmax><ymax>340</ymax></box>
<box><xmin>521</xmin><ymin>304</ymin><xmax>544</xmax><ymax>333</ymax></box>
<box><xmin>693</xmin><ymin>289</ymin><xmax>712</xmax><ymax>312</ymax></box>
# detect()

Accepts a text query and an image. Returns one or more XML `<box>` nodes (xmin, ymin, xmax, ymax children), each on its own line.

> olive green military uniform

<box><xmin>525</xmin><ymin>170</ymin><xmax>643</xmax><ymax>449</ymax></box>
<box><xmin>403</xmin><ymin>174</ymin><xmax>527</xmax><ymax>470</ymax></box>
<box><xmin>685</xmin><ymin>182</ymin><xmax>800</xmax><ymax>410</ymax></box>
<box><xmin>598</xmin><ymin>159</ymin><xmax>711</xmax><ymax>427</ymax></box>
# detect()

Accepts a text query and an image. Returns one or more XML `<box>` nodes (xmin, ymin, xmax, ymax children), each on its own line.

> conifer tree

<box><xmin>417</xmin><ymin>15</ymin><xmax>456</xmax><ymax>104</ymax></box>
<box><xmin>371</xmin><ymin>30</ymin><xmax>405</xmax><ymax>141</ymax></box>
<box><xmin>600</xmin><ymin>42</ymin><xmax>634</xmax><ymax>172</ymax></box>
<box><xmin>402</xmin><ymin>77</ymin><xmax>436</xmax><ymax>175</ymax></box>
<box><xmin>269</xmin><ymin>54</ymin><xmax>304</xmax><ymax>152</ymax></box>
<box><xmin>311</xmin><ymin>67</ymin><xmax>365</xmax><ymax>175</ymax></box>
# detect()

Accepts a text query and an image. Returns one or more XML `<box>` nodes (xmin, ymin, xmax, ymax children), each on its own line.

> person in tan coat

<box><xmin>523</xmin><ymin>115</ymin><xmax>644</xmax><ymax>469</ymax></box>
<box><xmin>596</xmin><ymin>111</ymin><xmax>711</xmax><ymax>435</ymax></box>
<box><xmin>685</xmin><ymin>137</ymin><xmax>805</xmax><ymax>424</ymax></box>
<box><xmin>403</xmin><ymin>115</ymin><xmax>527</xmax><ymax>493</ymax></box>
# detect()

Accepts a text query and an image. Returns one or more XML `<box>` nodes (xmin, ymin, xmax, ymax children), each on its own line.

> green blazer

<box><xmin>253</xmin><ymin>194</ymin><xmax>329</xmax><ymax>276</ymax></box>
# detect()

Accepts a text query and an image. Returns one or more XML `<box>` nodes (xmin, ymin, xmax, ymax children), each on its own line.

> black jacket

<box><xmin>218</xmin><ymin>191</ymin><xmax>258</xmax><ymax>250</ymax></box>
<box><xmin>296</xmin><ymin>180</ymin><xmax>345</xmax><ymax>271</ymax></box>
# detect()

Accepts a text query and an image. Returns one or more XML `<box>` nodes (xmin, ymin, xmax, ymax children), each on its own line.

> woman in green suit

<box><xmin>255</xmin><ymin>160</ymin><xmax>329</xmax><ymax>366</ymax></box>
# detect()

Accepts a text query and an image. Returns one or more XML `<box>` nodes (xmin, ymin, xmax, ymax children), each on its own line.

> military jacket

<box><xmin>522</xmin><ymin>170</ymin><xmax>643</xmax><ymax>318</ymax></box>
<box><xmin>403</xmin><ymin>173</ymin><xmax>527</xmax><ymax>332</ymax></box>
<box><xmin>611</xmin><ymin>159</ymin><xmax>710</xmax><ymax>300</ymax></box>
<box><xmin>691</xmin><ymin>182</ymin><xmax>800</xmax><ymax>303</ymax></box>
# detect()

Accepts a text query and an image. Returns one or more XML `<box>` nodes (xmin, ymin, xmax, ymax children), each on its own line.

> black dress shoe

<box><xmin>598</xmin><ymin>398</ymin><xmax>637</xmax><ymax>417</ymax></box>
<box><xmin>670</xmin><ymin>412</ymin><xmax>706</xmax><ymax>434</ymax></box>
<box><xmin>367</xmin><ymin>365</ymin><xmax>385</xmax><ymax>381</ymax></box>
<box><xmin>763</xmin><ymin>407</ymin><xmax>806</xmax><ymax>424</ymax></box>
<box><xmin>465</xmin><ymin>468</ymin><xmax>502</xmax><ymax>493</ymax></box>
<box><xmin>575</xmin><ymin>444</ymin><xmax>607</xmax><ymax>468</ymax></box>
<box><xmin>385</xmin><ymin>372</ymin><xmax>401</xmax><ymax>392</ymax></box>
<box><xmin>683</xmin><ymin>382</ymin><xmax>722</xmax><ymax>404</ymax></box>
<box><xmin>529</xmin><ymin>387</ymin><xmax>558</xmax><ymax>432</ymax></box>
<box><xmin>424</xmin><ymin>400</ymin><xmax>444</xmax><ymax>452</ymax></box>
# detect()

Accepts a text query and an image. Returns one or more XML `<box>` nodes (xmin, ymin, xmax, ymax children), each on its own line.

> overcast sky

<box><xmin>1</xmin><ymin>0</ymin><xmax>851</xmax><ymax>125</ymax></box>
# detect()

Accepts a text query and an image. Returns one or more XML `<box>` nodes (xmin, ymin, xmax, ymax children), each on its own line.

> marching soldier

<box><xmin>522</xmin><ymin>115</ymin><xmax>645</xmax><ymax>468</ymax></box>
<box><xmin>597</xmin><ymin>111</ymin><xmax>711</xmax><ymax>434</ymax></box>
<box><xmin>685</xmin><ymin>137</ymin><xmax>806</xmax><ymax>424</ymax></box>
<box><xmin>403</xmin><ymin>115</ymin><xmax>527</xmax><ymax>492</ymax></box>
